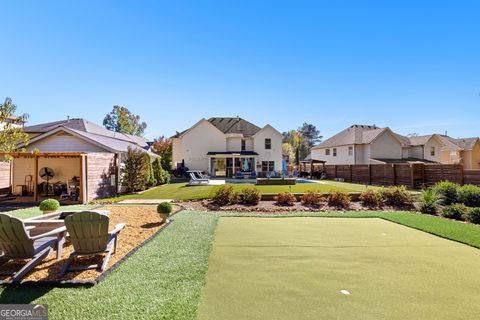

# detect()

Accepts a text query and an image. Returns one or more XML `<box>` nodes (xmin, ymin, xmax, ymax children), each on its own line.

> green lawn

<box><xmin>198</xmin><ymin>217</ymin><xmax>480</xmax><ymax>320</ymax></box>
<box><xmin>98</xmin><ymin>180</ymin><xmax>370</xmax><ymax>202</ymax></box>
<box><xmin>2</xmin><ymin>207</ymin><xmax>480</xmax><ymax>319</ymax></box>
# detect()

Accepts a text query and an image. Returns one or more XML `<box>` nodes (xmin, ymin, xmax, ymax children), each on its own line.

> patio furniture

<box><xmin>235</xmin><ymin>171</ymin><xmax>244</xmax><ymax>179</ymax></box>
<box><xmin>250</xmin><ymin>171</ymin><xmax>257</xmax><ymax>179</ymax></box>
<box><xmin>60</xmin><ymin>211</ymin><xmax>125</xmax><ymax>276</ymax></box>
<box><xmin>187</xmin><ymin>171</ymin><xmax>210</xmax><ymax>185</ymax></box>
<box><xmin>0</xmin><ymin>213</ymin><xmax>66</xmax><ymax>283</ymax></box>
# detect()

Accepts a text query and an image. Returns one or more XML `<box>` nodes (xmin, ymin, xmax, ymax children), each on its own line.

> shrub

<box><xmin>213</xmin><ymin>186</ymin><xmax>237</xmax><ymax>206</ymax></box>
<box><xmin>39</xmin><ymin>199</ymin><xmax>60</xmax><ymax>212</ymax></box>
<box><xmin>145</xmin><ymin>155</ymin><xmax>157</xmax><ymax>188</ymax></box>
<box><xmin>301</xmin><ymin>190</ymin><xmax>324</xmax><ymax>206</ymax></box>
<box><xmin>359</xmin><ymin>189</ymin><xmax>382</xmax><ymax>207</ymax></box>
<box><xmin>157</xmin><ymin>202</ymin><xmax>172</xmax><ymax>215</ymax></box>
<box><xmin>152</xmin><ymin>158</ymin><xmax>169</xmax><ymax>185</ymax></box>
<box><xmin>441</xmin><ymin>203</ymin><xmax>468</xmax><ymax>220</ymax></box>
<box><xmin>121</xmin><ymin>147</ymin><xmax>149</xmax><ymax>192</ymax></box>
<box><xmin>418</xmin><ymin>189</ymin><xmax>441</xmax><ymax>215</ymax></box>
<box><xmin>380</xmin><ymin>186</ymin><xmax>414</xmax><ymax>208</ymax></box>
<box><xmin>242</xmin><ymin>187</ymin><xmax>261</xmax><ymax>205</ymax></box>
<box><xmin>431</xmin><ymin>181</ymin><xmax>459</xmax><ymax>205</ymax></box>
<box><xmin>457</xmin><ymin>184</ymin><xmax>480</xmax><ymax>207</ymax></box>
<box><xmin>327</xmin><ymin>191</ymin><xmax>351</xmax><ymax>208</ymax></box>
<box><xmin>463</xmin><ymin>207</ymin><xmax>480</xmax><ymax>224</ymax></box>
<box><xmin>276</xmin><ymin>192</ymin><xmax>296</xmax><ymax>206</ymax></box>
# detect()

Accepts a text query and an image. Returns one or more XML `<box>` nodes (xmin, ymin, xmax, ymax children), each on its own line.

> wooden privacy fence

<box><xmin>324</xmin><ymin>164</ymin><xmax>480</xmax><ymax>189</ymax></box>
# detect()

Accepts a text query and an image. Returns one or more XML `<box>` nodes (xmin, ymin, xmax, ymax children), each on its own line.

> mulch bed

<box><xmin>0</xmin><ymin>205</ymin><xmax>181</xmax><ymax>286</ymax></box>
<box><xmin>180</xmin><ymin>200</ymin><xmax>413</xmax><ymax>213</ymax></box>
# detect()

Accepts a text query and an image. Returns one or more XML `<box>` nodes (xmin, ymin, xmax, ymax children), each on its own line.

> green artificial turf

<box><xmin>198</xmin><ymin>217</ymin><xmax>480</xmax><ymax>320</ymax></box>
<box><xmin>98</xmin><ymin>181</ymin><xmax>365</xmax><ymax>202</ymax></box>
<box><xmin>0</xmin><ymin>210</ymin><xmax>218</xmax><ymax>320</ymax></box>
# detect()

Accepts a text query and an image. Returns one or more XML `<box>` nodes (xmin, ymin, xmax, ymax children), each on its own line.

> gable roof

<box><xmin>172</xmin><ymin>117</ymin><xmax>262</xmax><ymax>139</ymax></box>
<box><xmin>313</xmin><ymin>125</ymin><xmax>406</xmax><ymax>149</ymax></box>
<box><xmin>25</xmin><ymin>118</ymin><xmax>149</xmax><ymax>148</ymax></box>
<box><xmin>24</xmin><ymin>118</ymin><xmax>155</xmax><ymax>155</ymax></box>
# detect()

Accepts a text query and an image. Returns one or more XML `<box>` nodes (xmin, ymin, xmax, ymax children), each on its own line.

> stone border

<box><xmin>1</xmin><ymin>208</ymin><xmax>184</xmax><ymax>287</ymax></box>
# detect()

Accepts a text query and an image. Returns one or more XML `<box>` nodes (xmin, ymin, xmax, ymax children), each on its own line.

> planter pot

<box><xmin>42</xmin><ymin>210</ymin><xmax>57</xmax><ymax>215</ymax></box>
<box><xmin>158</xmin><ymin>214</ymin><xmax>170</xmax><ymax>223</ymax></box>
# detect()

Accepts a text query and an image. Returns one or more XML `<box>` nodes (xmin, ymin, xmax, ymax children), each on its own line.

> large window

<box><xmin>325</xmin><ymin>149</ymin><xmax>330</xmax><ymax>156</ymax></box>
<box><xmin>241</xmin><ymin>139</ymin><xmax>246</xmax><ymax>151</ymax></box>
<box><xmin>265</xmin><ymin>138</ymin><xmax>271</xmax><ymax>149</ymax></box>
<box><xmin>261</xmin><ymin>161</ymin><xmax>275</xmax><ymax>172</ymax></box>
<box><xmin>333</xmin><ymin>148</ymin><xmax>337</xmax><ymax>157</ymax></box>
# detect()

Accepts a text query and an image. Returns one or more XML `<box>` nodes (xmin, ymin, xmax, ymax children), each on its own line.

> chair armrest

<box><xmin>25</xmin><ymin>226</ymin><xmax>36</xmax><ymax>231</ymax></box>
<box><xmin>30</xmin><ymin>226</ymin><xmax>67</xmax><ymax>240</ymax></box>
<box><xmin>110</xmin><ymin>223</ymin><xmax>126</xmax><ymax>236</ymax></box>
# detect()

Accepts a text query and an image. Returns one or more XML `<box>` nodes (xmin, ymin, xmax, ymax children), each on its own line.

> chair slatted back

<box><xmin>0</xmin><ymin>214</ymin><xmax>34</xmax><ymax>258</ymax></box>
<box><xmin>65</xmin><ymin>211</ymin><xmax>110</xmax><ymax>255</ymax></box>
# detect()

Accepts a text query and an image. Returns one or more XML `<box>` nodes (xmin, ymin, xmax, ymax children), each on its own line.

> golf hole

<box><xmin>340</xmin><ymin>290</ymin><xmax>351</xmax><ymax>295</ymax></box>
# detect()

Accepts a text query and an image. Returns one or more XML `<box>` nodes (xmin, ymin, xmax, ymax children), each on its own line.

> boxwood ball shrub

<box><xmin>213</xmin><ymin>186</ymin><xmax>237</xmax><ymax>206</ymax></box>
<box><xmin>276</xmin><ymin>192</ymin><xmax>296</xmax><ymax>206</ymax></box>
<box><xmin>463</xmin><ymin>207</ymin><xmax>480</xmax><ymax>224</ymax></box>
<box><xmin>301</xmin><ymin>190</ymin><xmax>323</xmax><ymax>207</ymax></box>
<box><xmin>157</xmin><ymin>202</ymin><xmax>172</xmax><ymax>215</ymax></box>
<box><xmin>39</xmin><ymin>199</ymin><xmax>60</xmax><ymax>212</ymax></box>
<box><xmin>457</xmin><ymin>184</ymin><xmax>480</xmax><ymax>207</ymax></box>
<box><xmin>441</xmin><ymin>203</ymin><xmax>468</xmax><ymax>220</ymax></box>
<box><xmin>359</xmin><ymin>189</ymin><xmax>382</xmax><ymax>207</ymax></box>
<box><xmin>327</xmin><ymin>191</ymin><xmax>351</xmax><ymax>208</ymax></box>
<box><xmin>380</xmin><ymin>186</ymin><xmax>414</xmax><ymax>208</ymax></box>
<box><xmin>242</xmin><ymin>187</ymin><xmax>261</xmax><ymax>205</ymax></box>
<box><xmin>431</xmin><ymin>181</ymin><xmax>459</xmax><ymax>205</ymax></box>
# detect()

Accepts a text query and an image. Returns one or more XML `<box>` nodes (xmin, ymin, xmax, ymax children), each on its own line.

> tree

<box><xmin>282</xmin><ymin>143</ymin><xmax>295</xmax><ymax>164</ymax></box>
<box><xmin>298</xmin><ymin>123</ymin><xmax>322</xmax><ymax>147</ymax></box>
<box><xmin>282</xmin><ymin>123</ymin><xmax>322</xmax><ymax>164</ymax></box>
<box><xmin>144</xmin><ymin>153</ymin><xmax>157</xmax><ymax>187</ymax></box>
<box><xmin>152</xmin><ymin>157</ymin><xmax>170</xmax><ymax>185</ymax></box>
<box><xmin>151</xmin><ymin>135</ymin><xmax>172</xmax><ymax>171</ymax></box>
<box><xmin>121</xmin><ymin>147</ymin><xmax>149</xmax><ymax>192</ymax></box>
<box><xmin>0</xmin><ymin>97</ymin><xmax>29</xmax><ymax>154</ymax></box>
<box><xmin>103</xmin><ymin>105</ymin><xmax>147</xmax><ymax>136</ymax></box>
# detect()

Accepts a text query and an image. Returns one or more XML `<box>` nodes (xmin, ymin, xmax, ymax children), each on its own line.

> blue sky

<box><xmin>1</xmin><ymin>1</ymin><xmax>479</xmax><ymax>140</ymax></box>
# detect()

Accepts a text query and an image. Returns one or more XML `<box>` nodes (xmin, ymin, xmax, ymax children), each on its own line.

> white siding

<box><xmin>26</xmin><ymin>132</ymin><xmax>107</xmax><ymax>153</ymax></box>
<box><xmin>370</xmin><ymin>131</ymin><xmax>402</xmax><ymax>159</ymax></box>
<box><xmin>175</xmin><ymin>120</ymin><xmax>226</xmax><ymax>172</ymax></box>
<box><xmin>253</xmin><ymin>126</ymin><xmax>283</xmax><ymax>171</ymax></box>
<box><xmin>12</xmin><ymin>156</ymin><xmax>81</xmax><ymax>188</ymax></box>
<box><xmin>227</xmin><ymin>137</ymin><xmax>242</xmax><ymax>152</ymax></box>
<box><xmin>423</xmin><ymin>138</ymin><xmax>442</xmax><ymax>162</ymax></box>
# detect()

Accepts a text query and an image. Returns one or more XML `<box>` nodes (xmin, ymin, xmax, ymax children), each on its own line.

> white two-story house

<box><xmin>171</xmin><ymin>117</ymin><xmax>282</xmax><ymax>177</ymax></box>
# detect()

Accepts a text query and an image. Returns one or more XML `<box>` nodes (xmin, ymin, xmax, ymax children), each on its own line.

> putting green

<box><xmin>198</xmin><ymin>217</ymin><xmax>480</xmax><ymax>320</ymax></box>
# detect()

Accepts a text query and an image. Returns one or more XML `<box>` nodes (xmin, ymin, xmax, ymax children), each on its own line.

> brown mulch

<box><xmin>180</xmin><ymin>200</ymin><xmax>414</xmax><ymax>213</ymax></box>
<box><xmin>0</xmin><ymin>205</ymin><xmax>180</xmax><ymax>284</ymax></box>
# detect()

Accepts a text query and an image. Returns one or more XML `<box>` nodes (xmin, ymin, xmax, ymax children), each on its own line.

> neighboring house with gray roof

<box><xmin>171</xmin><ymin>117</ymin><xmax>282</xmax><ymax>177</ymax></box>
<box><xmin>311</xmin><ymin>125</ymin><xmax>480</xmax><ymax>168</ymax></box>
<box><xmin>2</xmin><ymin>118</ymin><xmax>156</xmax><ymax>204</ymax></box>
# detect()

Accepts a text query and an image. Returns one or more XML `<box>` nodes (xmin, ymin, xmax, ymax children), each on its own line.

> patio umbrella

<box><xmin>243</xmin><ymin>159</ymin><xmax>249</xmax><ymax>171</ymax></box>
<box><xmin>282</xmin><ymin>160</ymin><xmax>288</xmax><ymax>173</ymax></box>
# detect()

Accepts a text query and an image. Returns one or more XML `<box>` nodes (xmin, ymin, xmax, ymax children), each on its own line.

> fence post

<box><xmin>349</xmin><ymin>165</ymin><xmax>353</xmax><ymax>182</ymax></box>
<box><xmin>460</xmin><ymin>164</ymin><xmax>465</xmax><ymax>185</ymax></box>
<box><xmin>334</xmin><ymin>165</ymin><xmax>337</xmax><ymax>179</ymax></box>
<box><xmin>393</xmin><ymin>164</ymin><xmax>397</xmax><ymax>186</ymax></box>
<box><xmin>410</xmin><ymin>164</ymin><xmax>415</xmax><ymax>189</ymax></box>
<box><xmin>368</xmin><ymin>164</ymin><xmax>372</xmax><ymax>185</ymax></box>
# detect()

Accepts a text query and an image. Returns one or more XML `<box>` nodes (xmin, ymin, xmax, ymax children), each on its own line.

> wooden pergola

<box><xmin>0</xmin><ymin>152</ymin><xmax>87</xmax><ymax>203</ymax></box>
<box><xmin>299</xmin><ymin>158</ymin><xmax>326</xmax><ymax>178</ymax></box>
